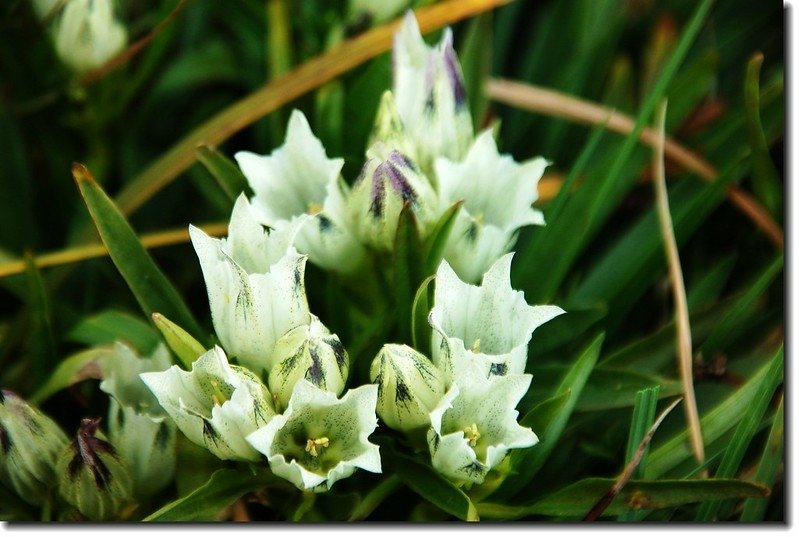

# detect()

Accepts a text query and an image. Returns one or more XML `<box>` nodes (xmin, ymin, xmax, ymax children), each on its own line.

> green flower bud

<box><xmin>56</xmin><ymin>418</ymin><xmax>132</xmax><ymax>521</ymax></box>
<box><xmin>268</xmin><ymin>316</ymin><xmax>349</xmax><ymax>411</ymax></box>
<box><xmin>0</xmin><ymin>390</ymin><xmax>68</xmax><ymax>505</ymax></box>
<box><xmin>369</xmin><ymin>344</ymin><xmax>446</xmax><ymax>434</ymax></box>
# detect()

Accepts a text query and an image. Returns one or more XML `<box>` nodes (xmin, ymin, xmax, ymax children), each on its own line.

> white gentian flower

<box><xmin>392</xmin><ymin>12</ymin><xmax>474</xmax><ymax>174</ymax></box>
<box><xmin>53</xmin><ymin>0</ymin><xmax>127</xmax><ymax>74</ymax></box>
<box><xmin>0</xmin><ymin>390</ymin><xmax>68</xmax><ymax>504</ymax></box>
<box><xmin>247</xmin><ymin>380</ymin><xmax>381</xmax><ymax>492</ymax></box>
<box><xmin>348</xmin><ymin>143</ymin><xmax>438</xmax><ymax>250</ymax></box>
<box><xmin>236</xmin><ymin>110</ymin><xmax>367</xmax><ymax>275</ymax></box>
<box><xmin>429</xmin><ymin>254</ymin><xmax>564</xmax><ymax>383</ymax></box>
<box><xmin>435</xmin><ymin>129</ymin><xmax>549</xmax><ymax>284</ymax></box>
<box><xmin>140</xmin><ymin>346</ymin><xmax>276</xmax><ymax>462</ymax></box>
<box><xmin>370</xmin><ymin>344</ymin><xmax>446</xmax><ymax>434</ymax></box>
<box><xmin>427</xmin><ymin>370</ymin><xmax>536</xmax><ymax>485</ymax></box>
<box><xmin>99</xmin><ymin>342</ymin><xmax>176</xmax><ymax>499</ymax></box>
<box><xmin>268</xmin><ymin>315</ymin><xmax>349</xmax><ymax>412</ymax></box>
<box><xmin>189</xmin><ymin>195</ymin><xmax>310</xmax><ymax>376</ymax></box>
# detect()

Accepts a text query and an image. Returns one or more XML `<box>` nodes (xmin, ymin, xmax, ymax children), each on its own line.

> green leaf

<box><xmin>67</xmin><ymin>310</ymin><xmax>160</xmax><ymax>355</ymax></box>
<box><xmin>646</xmin><ymin>352</ymin><xmax>781</xmax><ymax>478</ymax></box>
<box><xmin>744</xmin><ymin>53</ymin><xmax>781</xmax><ymax>216</ymax></box>
<box><xmin>23</xmin><ymin>255</ymin><xmax>57</xmax><ymax>386</ymax></box>
<box><xmin>459</xmin><ymin>12</ymin><xmax>492</xmax><ymax>125</ymax></box>
<box><xmin>494</xmin><ymin>333</ymin><xmax>603</xmax><ymax>499</ymax></box>
<box><xmin>686</xmin><ymin>253</ymin><xmax>738</xmax><ymax>311</ymax></box>
<box><xmin>423</xmin><ymin>200</ymin><xmax>463</xmax><ymax>275</ymax></box>
<box><xmin>699</xmin><ymin>254</ymin><xmax>783</xmax><ymax>357</ymax></box>
<box><xmin>144</xmin><ymin>468</ymin><xmax>281</xmax><ymax>522</ymax></box>
<box><xmin>477</xmin><ymin>478</ymin><xmax>768</xmax><ymax>519</ymax></box>
<box><xmin>0</xmin><ymin>106</ymin><xmax>35</xmax><ymax>252</ymax></box>
<box><xmin>696</xmin><ymin>345</ymin><xmax>783</xmax><ymax>521</ymax></box>
<box><xmin>73</xmin><ymin>164</ymin><xmax>204</xmax><ymax>340</ymax></box>
<box><xmin>617</xmin><ymin>386</ymin><xmax>661</xmax><ymax>522</ymax></box>
<box><xmin>196</xmin><ymin>144</ymin><xmax>251</xmax><ymax>203</ymax></box>
<box><xmin>410</xmin><ymin>274</ymin><xmax>436</xmax><ymax>357</ymax></box>
<box><xmin>519</xmin><ymin>390</ymin><xmax>571</xmax><ymax>432</ymax></box>
<box><xmin>393</xmin><ymin>204</ymin><xmax>425</xmax><ymax>345</ymax></box>
<box><xmin>152</xmin><ymin>312</ymin><xmax>206</xmax><ymax>369</ymax></box>
<box><xmin>29</xmin><ymin>348</ymin><xmax>111</xmax><ymax>405</ymax></box>
<box><xmin>740</xmin><ymin>395</ymin><xmax>784</xmax><ymax>521</ymax></box>
<box><xmin>382</xmin><ymin>447</ymin><xmax>478</xmax><ymax>521</ymax></box>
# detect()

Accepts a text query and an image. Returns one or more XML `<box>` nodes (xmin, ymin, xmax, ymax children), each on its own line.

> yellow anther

<box><xmin>210</xmin><ymin>380</ymin><xmax>227</xmax><ymax>406</ymax></box>
<box><xmin>305</xmin><ymin>437</ymin><xmax>330</xmax><ymax>457</ymax></box>
<box><xmin>464</xmin><ymin>423</ymin><xmax>481</xmax><ymax>447</ymax></box>
<box><xmin>471</xmin><ymin>339</ymin><xmax>481</xmax><ymax>353</ymax></box>
<box><xmin>307</xmin><ymin>203</ymin><xmax>323</xmax><ymax>215</ymax></box>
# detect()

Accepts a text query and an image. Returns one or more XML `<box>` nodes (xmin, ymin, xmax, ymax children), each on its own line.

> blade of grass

<box><xmin>585</xmin><ymin>397</ymin><xmax>682</xmax><ymax>521</ymax></box>
<box><xmin>645</xmin><ymin>353</ymin><xmax>780</xmax><ymax>478</ymax></box>
<box><xmin>696</xmin><ymin>346</ymin><xmax>783</xmax><ymax>521</ymax></box>
<box><xmin>744</xmin><ymin>52</ymin><xmax>781</xmax><ymax>217</ymax></box>
<box><xmin>652</xmin><ymin>100</ymin><xmax>704</xmax><ymax>469</ymax></box>
<box><xmin>111</xmin><ymin>0</ymin><xmax>517</xmax><ymax>219</ymax></box>
<box><xmin>0</xmin><ymin>222</ymin><xmax>228</xmax><ymax>279</ymax></box>
<box><xmin>196</xmin><ymin>145</ymin><xmax>251</xmax><ymax>203</ymax></box>
<box><xmin>617</xmin><ymin>386</ymin><xmax>661</xmax><ymax>521</ymax></box>
<box><xmin>72</xmin><ymin>164</ymin><xmax>203</xmax><ymax>339</ymax></box>
<box><xmin>739</xmin><ymin>394</ymin><xmax>784</xmax><ymax>521</ymax></box>
<box><xmin>23</xmin><ymin>255</ymin><xmax>57</xmax><ymax>387</ymax></box>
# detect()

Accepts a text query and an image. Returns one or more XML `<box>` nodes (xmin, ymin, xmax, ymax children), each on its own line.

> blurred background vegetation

<box><xmin>0</xmin><ymin>0</ymin><xmax>784</xmax><ymax>521</ymax></box>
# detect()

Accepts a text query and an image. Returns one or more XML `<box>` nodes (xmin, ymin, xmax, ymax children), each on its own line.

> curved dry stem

<box><xmin>652</xmin><ymin>101</ymin><xmax>705</xmax><ymax>469</ymax></box>
<box><xmin>0</xmin><ymin>222</ymin><xmax>227</xmax><ymax>279</ymax></box>
<box><xmin>486</xmin><ymin>78</ymin><xmax>784</xmax><ymax>249</ymax></box>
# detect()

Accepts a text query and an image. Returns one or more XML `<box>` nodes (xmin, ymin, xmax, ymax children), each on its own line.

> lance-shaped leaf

<box><xmin>73</xmin><ymin>164</ymin><xmax>203</xmax><ymax>340</ymax></box>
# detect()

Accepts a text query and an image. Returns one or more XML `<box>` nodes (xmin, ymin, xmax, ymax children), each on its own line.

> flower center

<box><xmin>307</xmin><ymin>202</ymin><xmax>323</xmax><ymax>215</ymax></box>
<box><xmin>210</xmin><ymin>380</ymin><xmax>228</xmax><ymax>406</ymax></box>
<box><xmin>305</xmin><ymin>436</ymin><xmax>330</xmax><ymax>457</ymax></box>
<box><xmin>464</xmin><ymin>423</ymin><xmax>481</xmax><ymax>447</ymax></box>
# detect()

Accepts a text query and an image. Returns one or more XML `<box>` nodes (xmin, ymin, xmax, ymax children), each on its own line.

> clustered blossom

<box><xmin>1</xmin><ymin>12</ymin><xmax>562</xmax><ymax>509</ymax></box>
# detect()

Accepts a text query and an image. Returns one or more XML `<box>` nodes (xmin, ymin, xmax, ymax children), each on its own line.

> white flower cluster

<box><xmin>137</xmin><ymin>12</ymin><xmax>561</xmax><ymax>493</ymax></box>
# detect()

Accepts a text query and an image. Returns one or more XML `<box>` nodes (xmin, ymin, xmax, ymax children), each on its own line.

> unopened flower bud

<box><xmin>0</xmin><ymin>390</ymin><xmax>68</xmax><ymax>504</ymax></box>
<box><xmin>53</xmin><ymin>0</ymin><xmax>128</xmax><ymax>74</ymax></box>
<box><xmin>56</xmin><ymin>418</ymin><xmax>133</xmax><ymax>521</ymax></box>
<box><xmin>369</xmin><ymin>91</ymin><xmax>417</xmax><ymax>161</ymax></box>
<box><xmin>349</xmin><ymin>145</ymin><xmax>438</xmax><ymax>250</ymax></box>
<box><xmin>268</xmin><ymin>316</ymin><xmax>349</xmax><ymax>411</ymax></box>
<box><xmin>369</xmin><ymin>344</ymin><xmax>445</xmax><ymax>433</ymax></box>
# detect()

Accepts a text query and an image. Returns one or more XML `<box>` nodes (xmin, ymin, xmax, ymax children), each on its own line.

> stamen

<box><xmin>307</xmin><ymin>203</ymin><xmax>323</xmax><ymax>215</ymax></box>
<box><xmin>464</xmin><ymin>423</ymin><xmax>481</xmax><ymax>447</ymax></box>
<box><xmin>305</xmin><ymin>436</ymin><xmax>330</xmax><ymax>457</ymax></box>
<box><xmin>210</xmin><ymin>380</ymin><xmax>227</xmax><ymax>406</ymax></box>
<box><xmin>470</xmin><ymin>339</ymin><xmax>481</xmax><ymax>353</ymax></box>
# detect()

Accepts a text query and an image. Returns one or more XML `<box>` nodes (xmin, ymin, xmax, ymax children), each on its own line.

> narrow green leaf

<box><xmin>144</xmin><ymin>468</ymin><xmax>281</xmax><ymax>521</ymax></box>
<box><xmin>744</xmin><ymin>53</ymin><xmax>781</xmax><ymax>216</ymax></box>
<box><xmin>152</xmin><ymin>312</ymin><xmax>206</xmax><ymax>369</ymax></box>
<box><xmin>0</xmin><ymin>106</ymin><xmax>35</xmax><ymax>251</ymax></box>
<box><xmin>459</xmin><ymin>12</ymin><xmax>493</xmax><ymax>125</ymax></box>
<box><xmin>740</xmin><ymin>395</ymin><xmax>784</xmax><ymax>521</ymax></box>
<box><xmin>73</xmin><ymin>164</ymin><xmax>203</xmax><ymax>340</ymax></box>
<box><xmin>23</xmin><ymin>255</ymin><xmax>57</xmax><ymax>386</ymax></box>
<box><xmin>383</xmin><ymin>447</ymin><xmax>478</xmax><ymax>521</ymax></box>
<box><xmin>411</xmin><ymin>274</ymin><xmax>436</xmax><ymax>356</ymax></box>
<box><xmin>699</xmin><ymin>254</ymin><xmax>783</xmax><ymax>357</ymax></box>
<box><xmin>646</xmin><ymin>352</ymin><xmax>781</xmax><ymax>478</ymax></box>
<box><xmin>696</xmin><ymin>346</ymin><xmax>783</xmax><ymax>521</ymax></box>
<box><xmin>196</xmin><ymin>144</ymin><xmax>251</xmax><ymax>203</ymax></box>
<box><xmin>29</xmin><ymin>348</ymin><xmax>111</xmax><ymax>405</ymax></box>
<box><xmin>519</xmin><ymin>390</ymin><xmax>571</xmax><ymax>432</ymax></box>
<box><xmin>686</xmin><ymin>253</ymin><xmax>738</xmax><ymax>311</ymax></box>
<box><xmin>477</xmin><ymin>478</ymin><xmax>768</xmax><ymax>519</ymax></box>
<box><xmin>423</xmin><ymin>200</ymin><xmax>463</xmax><ymax>275</ymax></box>
<box><xmin>494</xmin><ymin>333</ymin><xmax>603</xmax><ymax>499</ymax></box>
<box><xmin>393</xmin><ymin>204</ymin><xmax>424</xmax><ymax>345</ymax></box>
<box><xmin>618</xmin><ymin>386</ymin><xmax>661</xmax><ymax>521</ymax></box>
<box><xmin>67</xmin><ymin>309</ymin><xmax>160</xmax><ymax>355</ymax></box>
